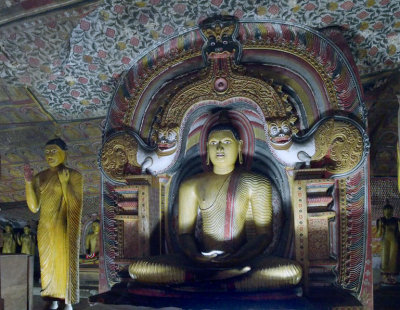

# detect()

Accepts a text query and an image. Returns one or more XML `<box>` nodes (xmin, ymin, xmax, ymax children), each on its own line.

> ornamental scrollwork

<box><xmin>100</xmin><ymin>133</ymin><xmax>140</xmax><ymax>182</ymax></box>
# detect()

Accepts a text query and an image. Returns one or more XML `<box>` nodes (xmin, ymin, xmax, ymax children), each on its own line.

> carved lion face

<box><xmin>268</xmin><ymin>120</ymin><xmax>293</xmax><ymax>150</ymax></box>
<box><xmin>155</xmin><ymin>127</ymin><xmax>179</xmax><ymax>156</ymax></box>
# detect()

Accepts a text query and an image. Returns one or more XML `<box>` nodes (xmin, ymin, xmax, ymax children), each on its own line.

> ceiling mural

<box><xmin>1</xmin><ymin>0</ymin><xmax>400</xmax><ymax>120</ymax></box>
<box><xmin>0</xmin><ymin>116</ymin><xmax>103</xmax><ymax>202</ymax></box>
<box><xmin>0</xmin><ymin>83</ymin><xmax>103</xmax><ymax>203</ymax></box>
<box><xmin>1</xmin><ymin>0</ymin><xmax>400</xmax><ymax>205</ymax></box>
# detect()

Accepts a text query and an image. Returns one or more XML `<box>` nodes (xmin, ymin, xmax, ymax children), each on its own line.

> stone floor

<box><xmin>32</xmin><ymin>285</ymin><xmax>362</xmax><ymax>310</ymax></box>
<box><xmin>33</xmin><ymin>295</ymin><xmax>179</xmax><ymax>310</ymax></box>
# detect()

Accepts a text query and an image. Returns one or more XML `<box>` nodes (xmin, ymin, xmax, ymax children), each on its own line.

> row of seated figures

<box><xmin>96</xmin><ymin>125</ymin><xmax>361</xmax><ymax>308</ymax></box>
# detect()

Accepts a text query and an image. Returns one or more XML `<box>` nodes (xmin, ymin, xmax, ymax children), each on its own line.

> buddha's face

<box><xmin>24</xmin><ymin>226</ymin><xmax>30</xmax><ymax>234</ymax></box>
<box><xmin>45</xmin><ymin>144</ymin><xmax>66</xmax><ymax>168</ymax></box>
<box><xmin>92</xmin><ymin>222</ymin><xmax>100</xmax><ymax>233</ymax></box>
<box><xmin>207</xmin><ymin>130</ymin><xmax>241</xmax><ymax>167</ymax></box>
<box><xmin>5</xmin><ymin>225</ymin><xmax>12</xmax><ymax>233</ymax></box>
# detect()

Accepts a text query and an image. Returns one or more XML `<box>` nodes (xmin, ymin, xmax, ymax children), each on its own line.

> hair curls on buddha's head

<box><xmin>207</xmin><ymin>110</ymin><xmax>240</xmax><ymax>141</ymax></box>
<box><xmin>45</xmin><ymin>138</ymin><xmax>68</xmax><ymax>151</ymax></box>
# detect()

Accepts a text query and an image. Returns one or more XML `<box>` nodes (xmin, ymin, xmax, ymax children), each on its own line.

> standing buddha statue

<box><xmin>17</xmin><ymin>225</ymin><xmax>35</xmax><ymax>255</ymax></box>
<box><xmin>24</xmin><ymin>138</ymin><xmax>83</xmax><ymax>310</ymax></box>
<box><xmin>2</xmin><ymin>224</ymin><xmax>17</xmax><ymax>254</ymax></box>
<box><xmin>376</xmin><ymin>199</ymin><xmax>400</xmax><ymax>284</ymax></box>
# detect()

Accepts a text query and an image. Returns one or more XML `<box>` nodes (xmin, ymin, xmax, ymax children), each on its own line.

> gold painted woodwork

<box><xmin>201</xmin><ymin>22</ymin><xmax>236</xmax><ymax>41</ymax></box>
<box><xmin>100</xmin><ymin>133</ymin><xmax>139</xmax><ymax>182</ymax></box>
<box><xmin>337</xmin><ymin>179</ymin><xmax>349</xmax><ymax>286</ymax></box>
<box><xmin>158</xmin><ymin>57</ymin><xmax>288</xmax><ymax>129</ymax></box>
<box><xmin>312</xmin><ymin>119</ymin><xmax>364</xmax><ymax>174</ymax></box>
<box><xmin>292</xmin><ymin>179</ymin><xmax>309</xmax><ymax>292</ymax></box>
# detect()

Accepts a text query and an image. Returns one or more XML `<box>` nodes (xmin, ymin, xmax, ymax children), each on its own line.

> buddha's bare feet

<box><xmin>64</xmin><ymin>303</ymin><xmax>73</xmax><ymax>310</ymax></box>
<box><xmin>49</xmin><ymin>300</ymin><xmax>58</xmax><ymax>309</ymax></box>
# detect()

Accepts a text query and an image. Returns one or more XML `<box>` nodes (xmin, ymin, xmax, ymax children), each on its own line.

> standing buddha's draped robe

<box><xmin>33</xmin><ymin>167</ymin><xmax>82</xmax><ymax>304</ymax></box>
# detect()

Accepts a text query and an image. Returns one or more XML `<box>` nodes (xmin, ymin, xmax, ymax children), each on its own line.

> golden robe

<box><xmin>33</xmin><ymin>167</ymin><xmax>82</xmax><ymax>304</ymax></box>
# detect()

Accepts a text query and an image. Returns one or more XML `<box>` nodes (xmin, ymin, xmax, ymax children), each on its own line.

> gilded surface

<box><xmin>129</xmin><ymin>126</ymin><xmax>302</xmax><ymax>290</ymax></box>
<box><xmin>100</xmin><ymin>133</ymin><xmax>139</xmax><ymax>182</ymax></box>
<box><xmin>1</xmin><ymin>225</ymin><xmax>17</xmax><ymax>254</ymax></box>
<box><xmin>159</xmin><ymin>58</ymin><xmax>288</xmax><ymax>130</ymax></box>
<box><xmin>312</xmin><ymin>119</ymin><xmax>363</xmax><ymax>174</ymax></box>
<box><xmin>338</xmin><ymin>179</ymin><xmax>348</xmax><ymax>285</ymax></box>
<box><xmin>17</xmin><ymin>225</ymin><xmax>36</xmax><ymax>255</ymax></box>
<box><xmin>202</xmin><ymin>23</ymin><xmax>236</xmax><ymax>41</ymax></box>
<box><xmin>24</xmin><ymin>142</ymin><xmax>83</xmax><ymax>304</ymax></box>
<box><xmin>312</xmin><ymin>119</ymin><xmax>334</xmax><ymax>162</ymax></box>
<box><xmin>376</xmin><ymin>202</ymin><xmax>400</xmax><ymax>283</ymax></box>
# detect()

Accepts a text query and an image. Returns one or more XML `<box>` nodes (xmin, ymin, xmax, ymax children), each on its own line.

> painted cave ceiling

<box><xmin>1</xmin><ymin>0</ymin><xmax>400</xmax><ymax>204</ymax></box>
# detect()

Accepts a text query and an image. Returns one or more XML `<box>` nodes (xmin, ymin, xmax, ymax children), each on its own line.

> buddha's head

<box><xmin>4</xmin><ymin>224</ymin><xmax>12</xmax><ymax>233</ymax></box>
<box><xmin>92</xmin><ymin>221</ymin><xmax>100</xmax><ymax>234</ymax></box>
<box><xmin>207</xmin><ymin>124</ymin><xmax>243</xmax><ymax>173</ymax></box>
<box><xmin>383</xmin><ymin>201</ymin><xmax>394</xmax><ymax>219</ymax></box>
<box><xmin>45</xmin><ymin>138</ymin><xmax>67</xmax><ymax>168</ymax></box>
<box><xmin>23</xmin><ymin>225</ymin><xmax>31</xmax><ymax>234</ymax></box>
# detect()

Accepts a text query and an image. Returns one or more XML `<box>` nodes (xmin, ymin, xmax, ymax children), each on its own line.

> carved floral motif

<box><xmin>312</xmin><ymin>119</ymin><xmax>364</xmax><ymax>174</ymax></box>
<box><xmin>100</xmin><ymin>133</ymin><xmax>139</xmax><ymax>182</ymax></box>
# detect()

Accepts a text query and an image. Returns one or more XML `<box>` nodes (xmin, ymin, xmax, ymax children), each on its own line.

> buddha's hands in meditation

<box><xmin>195</xmin><ymin>250</ymin><xmax>240</xmax><ymax>267</ymax></box>
<box><xmin>208</xmin><ymin>252</ymin><xmax>245</xmax><ymax>267</ymax></box>
<box><xmin>23</xmin><ymin>163</ymin><xmax>33</xmax><ymax>183</ymax></box>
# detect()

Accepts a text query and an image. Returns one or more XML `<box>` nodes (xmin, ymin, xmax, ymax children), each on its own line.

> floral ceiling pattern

<box><xmin>1</xmin><ymin>0</ymin><xmax>400</xmax><ymax>120</ymax></box>
<box><xmin>1</xmin><ymin>0</ymin><xmax>400</xmax><ymax>204</ymax></box>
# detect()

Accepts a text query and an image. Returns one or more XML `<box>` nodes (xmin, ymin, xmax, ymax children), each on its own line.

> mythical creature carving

<box><xmin>270</xmin><ymin>116</ymin><xmax>367</xmax><ymax>175</ymax></box>
<box><xmin>151</xmin><ymin>126</ymin><xmax>180</xmax><ymax>156</ymax></box>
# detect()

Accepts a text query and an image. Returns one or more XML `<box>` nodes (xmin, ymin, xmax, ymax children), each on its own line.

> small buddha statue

<box><xmin>376</xmin><ymin>199</ymin><xmax>400</xmax><ymax>284</ymax></box>
<box><xmin>85</xmin><ymin>221</ymin><xmax>100</xmax><ymax>259</ymax></box>
<box><xmin>2</xmin><ymin>224</ymin><xmax>17</xmax><ymax>254</ymax></box>
<box><xmin>24</xmin><ymin>138</ymin><xmax>83</xmax><ymax>310</ymax></box>
<box><xmin>129</xmin><ymin>120</ymin><xmax>302</xmax><ymax>291</ymax></box>
<box><xmin>17</xmin><ymin>225</ymin><xmax>35</xmax><ymax>255</ymax></box>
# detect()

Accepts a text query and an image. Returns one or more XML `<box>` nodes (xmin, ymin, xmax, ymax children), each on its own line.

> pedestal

<box><xmin>0</xmin><ymin>254</ymin><xmax>33</xmax><ymax>310</ymax></box>
<box><xmin>79</xmin><ymin>264</ymin><xmax>99</xmax><ymax>289</ymax></box>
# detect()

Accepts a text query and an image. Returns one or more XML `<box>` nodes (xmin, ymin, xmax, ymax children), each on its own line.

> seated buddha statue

<box><xmin>85</xmin><ymin>220</ymin><xmax>100</xmax><ymax>260</ymax></box>
<box><xmin>129</xmin><ymin>121</ymin><xmax>302</xmax><ymax>291</ymax></box>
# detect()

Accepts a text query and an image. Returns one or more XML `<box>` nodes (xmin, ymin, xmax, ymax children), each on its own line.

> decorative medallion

<box><xmin>312</xmin><ymin>119</ymin><xmax>364</xmax><ymax>175</ymax></box>
<box><xmin>100</xmin><ymin>133</ymin><xmax>140</xmax><ymax>182</ymax></box>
